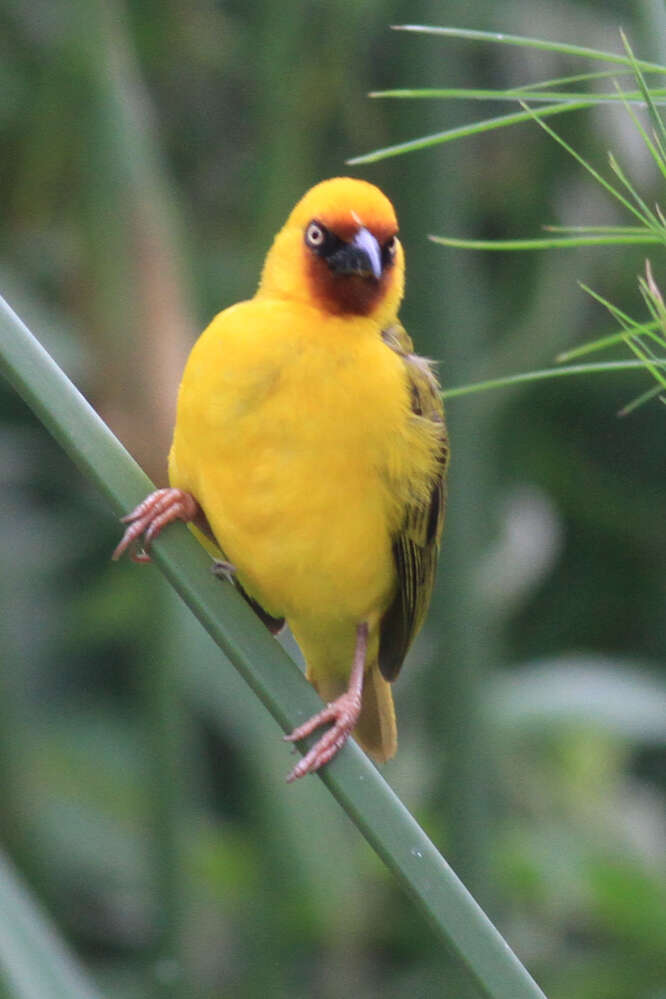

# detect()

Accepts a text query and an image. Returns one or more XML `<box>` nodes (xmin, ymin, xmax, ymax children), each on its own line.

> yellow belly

<box><xmin>168</xmin><ymin>297</ymin><xmax>417</xmax><ymax>636</ymax></box>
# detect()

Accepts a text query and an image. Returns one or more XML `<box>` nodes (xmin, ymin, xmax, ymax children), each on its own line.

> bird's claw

<box><xmin>211</xmin><ymin>559</ymin><xmax>237</xmax><ymax>581</ymax></box>
<box><xmin>284</xmin><ymin>690</ymin><xmax>361</xmax><ymax>782</ymax></box>
<box><xmin>112</xmin><ymin>488</ymin><xmax>200</xmax><ymax>562</ymax></box>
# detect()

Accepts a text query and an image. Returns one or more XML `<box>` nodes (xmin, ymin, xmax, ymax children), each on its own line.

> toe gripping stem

<box><xmin>284</xmin><ymin>622</ymin><xmax>368</xmax><ymax>782</ymax></box>
<box><xmin>112</xmin><ymin>488</ymin><xmax>200</xmax><ymax>562</ymax></box>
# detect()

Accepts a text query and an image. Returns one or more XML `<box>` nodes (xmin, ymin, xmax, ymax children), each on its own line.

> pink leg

<box><xmin>112</xmin><ymin>488</ymin><xmax>201</xmax><ymax>563</ymax></box>
<box><xmin>284</xmin><ymin>622</ymin><xmax>368</xmax><ymax>782</ymax></box>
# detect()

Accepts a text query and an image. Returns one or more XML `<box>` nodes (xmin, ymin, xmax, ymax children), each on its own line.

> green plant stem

<box><xmin>347</xmin><ymin>100</ymin><xmax>591</xmax><ymax>164</ymax></box>
<box><xmin>137</xmin><ymin>585</ymin><xmax>189</xmax><ymax>999</ymax></box>
<box><xmin>430</xmin><ymin>234</ymin><xmax>663</xmax><ymax>249</ymax></box>
<box><xmin>0</xmin><ymin>295</ymin><xmax>550</xmax><ymax>999</ymax></box>
<box><xmin>371</xmin><ymin>86</ymin><xmax>666</xmax><ymax>104</ymax></box>
<box><xmin>393</xmin><ymin>24</ymin><xmax>666</xmax><ymax>73</ymax></box>
<box><xmin>442</xmin><ymin>360</ymin><xmax>664</xmax><ymax>399</ymax></box>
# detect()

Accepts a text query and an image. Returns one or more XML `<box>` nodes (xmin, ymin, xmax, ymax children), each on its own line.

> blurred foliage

<box><xmin>0</xmin><ymin>1</ymin><xmax>664</xmax><ymax>998</ymax></box>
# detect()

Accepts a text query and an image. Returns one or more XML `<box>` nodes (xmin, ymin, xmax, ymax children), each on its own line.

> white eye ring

<box><xmin>305</xmin><ymin>221</ymin><xmax>326</xmax><ymax>248</ymax></box>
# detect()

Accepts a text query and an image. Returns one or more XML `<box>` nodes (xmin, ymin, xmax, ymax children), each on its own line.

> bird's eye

<box><xmin>305</xmin><ymin>221</ymin><xmax>327</xmax><ymax>248</ymax></box>
<box><xmin>381</xmin><ymin>235</ymin><xmax>398</xmax><ymax>269</ymax></box>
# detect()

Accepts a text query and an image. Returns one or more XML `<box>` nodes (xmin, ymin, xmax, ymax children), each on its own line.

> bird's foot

<box><xmin>211</xmin><ymin>559</ymin><xmax>237</xmax><ymax>581</ymax></box>
<box><xmin>112</xmin><ymin>488</ymin><xmax>200</xmax><ymax>563</ymax></box>
<box><xmin>284</xmin><ymin>689</ymin><xmax>362</xmax><ymax>782</ymax></box>
<box><xmin>284</xmin><ymin>621</ymin><xmax>368</xmax><ymax>782</ymax></box>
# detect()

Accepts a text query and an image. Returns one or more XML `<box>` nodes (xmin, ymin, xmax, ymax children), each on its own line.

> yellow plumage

<box><xmin>115</xmin><ymin>178</ymin><xmax>448</xmax><ymax>778</ymax></box>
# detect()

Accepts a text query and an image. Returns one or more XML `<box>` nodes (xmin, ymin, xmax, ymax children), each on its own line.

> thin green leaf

<box><xmin>623</xmin><ymin>334</ymin><xmax>666</xmax><ymax>389</ymax></box>
<box><xmin>347</xmin><ymin>100</ymin><xmax>592</xmax><ymax>164</ymax></box>
<box><xmin>650</xmin><ymin>126</ymin><xmax>666</xmax><ymax>171</ymax></box>
<box><xmin>510</xmin><ymin>67</ymin><xmax>665</xmax><ymax>91</ymax></box>
<box><xmin>370</xmin><ymin>87</ymin><xmax>666</xmax><ymax>106</ymax></box>
<box><xmin>578</xmin><ymin>281</ymin><xmax>666</xmax><ymax>392</ymax></box>
<box><xmin>620</xmin><ymin>28</ymin><xmax>666</xmax><ymax>147</ymax></box>
<box><xmin>429</xmin><ymin>234</ymin><xmax>662</xmax><ymax>250</ymax></box>
<box><xmin>579</xmin><ymin>281</ymin><xmax>660</xmax><ymax>334</ymax></box>
<box><xmin>607</xmin><ymin>151</ymin><xmax>661</xmax><ymax>227</ymax></box>
<box><xmin>0</xmin><ymin>294</ymin><xmax>550</xmax><ymax>999</ymax></box>
<box><xmin>441</xmin><ymin>361</ymin><xmax>663</xmax><ymax>401</ymax></box>
<box><xmin>637</xmin><ymin>287</ymin><xmax>666</xmax><ymax>334</ymax></box>
<box><xmin>618</xmin><ymin>383</ymin><xmax>666</xmax><ymax>416</ymax></box>
<box><xmin>392</xmin><ymin>25</ymin><xmax>666</xmax><ymax>74</ymax></box>
<box><xmin>519</xmin><ymin>101</ymin><xmax>660</xmax><ymax>231</ymax></box>
<box><xmin>639</xmin><ymin>259</ymin><xmax>666</xmax><ymax>326</ymax></box>
<box><xmin>611</xmin><ymin>81</ymin><xmax>666</xmax><ymax>182</ymax></box>
<box><xmin>629</xmin><ymin>333</ymin><xmax>665</xmax><ymax>370</ymax></box>
<box><xmin>543</xmin><ymin>225</ymin><xmax>653</xmax><ymax>235</ymax></box>
<box><xmin>556</xmin><ymin>323</ymin><xmax>660</xmax><ymax>362</ymax></box>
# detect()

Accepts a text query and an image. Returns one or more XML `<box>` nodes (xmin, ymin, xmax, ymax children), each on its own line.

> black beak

<box><xmin>326</xmin><ymin>227</ymin><xmax>382</xmax><ymax>280</ymax></box>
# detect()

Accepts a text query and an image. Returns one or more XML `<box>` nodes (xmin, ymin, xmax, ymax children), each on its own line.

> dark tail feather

<box><xmin>354</xmin><ymin>663</ymin><xmax>397</xmax><ymax>763</ymax></box>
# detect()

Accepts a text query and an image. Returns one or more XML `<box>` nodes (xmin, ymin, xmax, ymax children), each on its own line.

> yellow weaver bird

<box><xmin>113</xmin><ymin>177</ymin><xmax>448</xmax><ymax>781</ymax></box>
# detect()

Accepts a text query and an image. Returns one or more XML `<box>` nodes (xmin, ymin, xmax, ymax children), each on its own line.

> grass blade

<box><xmin>370</xmin><ymin>87</ymin><xmax>666</xmax><ymax>106</ymax></box>
<box><xmin>556</xmin><ymin>326</ymin><xmax>659</xmax><ymax>362</ymax></box>
<box><xmin>429</xmin><ymin>234</ymin><xmax>662</xmax><ymax>250</ymax></box>
<box><xmin>618</xmin><ymin>383</ymin><xmax>665</xmax><ymax>415</ymax></box>
<box><xmin>392</xmin><ymin>25</ymin><xmax>666</xmax><ymax>74</ymax></box>
<box><xmin>620</xmin><ymin>28</ymin><xmax>666</xmax><ymax>147</ymax></box>
<box><xmin>518</xmin><ymin>101</ymin><xmax>662</xmax><ymax>231</ymax></box>
<box><xmin>347</xmin><ymin>100</ymin><xmax>591</xmax><ymax>164</ymax></box>
<box><xmin>441</xmin><ymin>361</ymin><xmax>664</xmax><ymax>400</ymax></box>
<box><xmin>623</xmin><ymin>335</ymin><xmax>666</xmax><ymax>389</ymax></box>
<box><xmin>606</xmin><ymin>151</ymin><xmax>662</xmax><ymax>226</ymax></box>
<box><xmin>543</xmin><ymin>225</ymin><xmax>650</xmax><ymax>234</ymax></box>
<box><xmin>580</xmin><ymin>281</ymin><xmax>665</xmax><ymax>341</ymax></box>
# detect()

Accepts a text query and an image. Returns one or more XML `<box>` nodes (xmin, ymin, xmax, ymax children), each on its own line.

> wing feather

<box><xmin>378</xmin><ymin>323</ymin><xmax>448</xmax><ymax>682</ymax></box>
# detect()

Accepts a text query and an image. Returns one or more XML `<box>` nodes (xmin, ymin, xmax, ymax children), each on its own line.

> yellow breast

<box><xmin>168</xmin><ymin>297</ymin><xmax>429</xmax><ymax>626</ymax></box>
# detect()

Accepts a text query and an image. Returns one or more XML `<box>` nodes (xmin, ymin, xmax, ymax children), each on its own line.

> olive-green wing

<box><xmin>378</xmin><ymin>323</ymin><xmax>449</xmax><ymax>682</ymax></box>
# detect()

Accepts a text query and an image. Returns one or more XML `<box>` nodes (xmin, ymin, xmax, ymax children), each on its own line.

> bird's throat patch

<box><xmin>306</xmin><ymin>255</ymin><xmax>391</xmax><ymax>316</ymax></box>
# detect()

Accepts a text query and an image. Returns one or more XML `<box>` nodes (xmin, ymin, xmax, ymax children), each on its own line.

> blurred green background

<box><xmin>1</xmin><ymin>1</ymin><xmax>665</xmax><ymax>997</ymax></box>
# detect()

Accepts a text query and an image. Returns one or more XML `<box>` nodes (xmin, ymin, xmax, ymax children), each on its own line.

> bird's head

<box><xmin>258</xmin><ymin>177</ymin><xmax>405</xmax><ymax>325</ymax></box>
